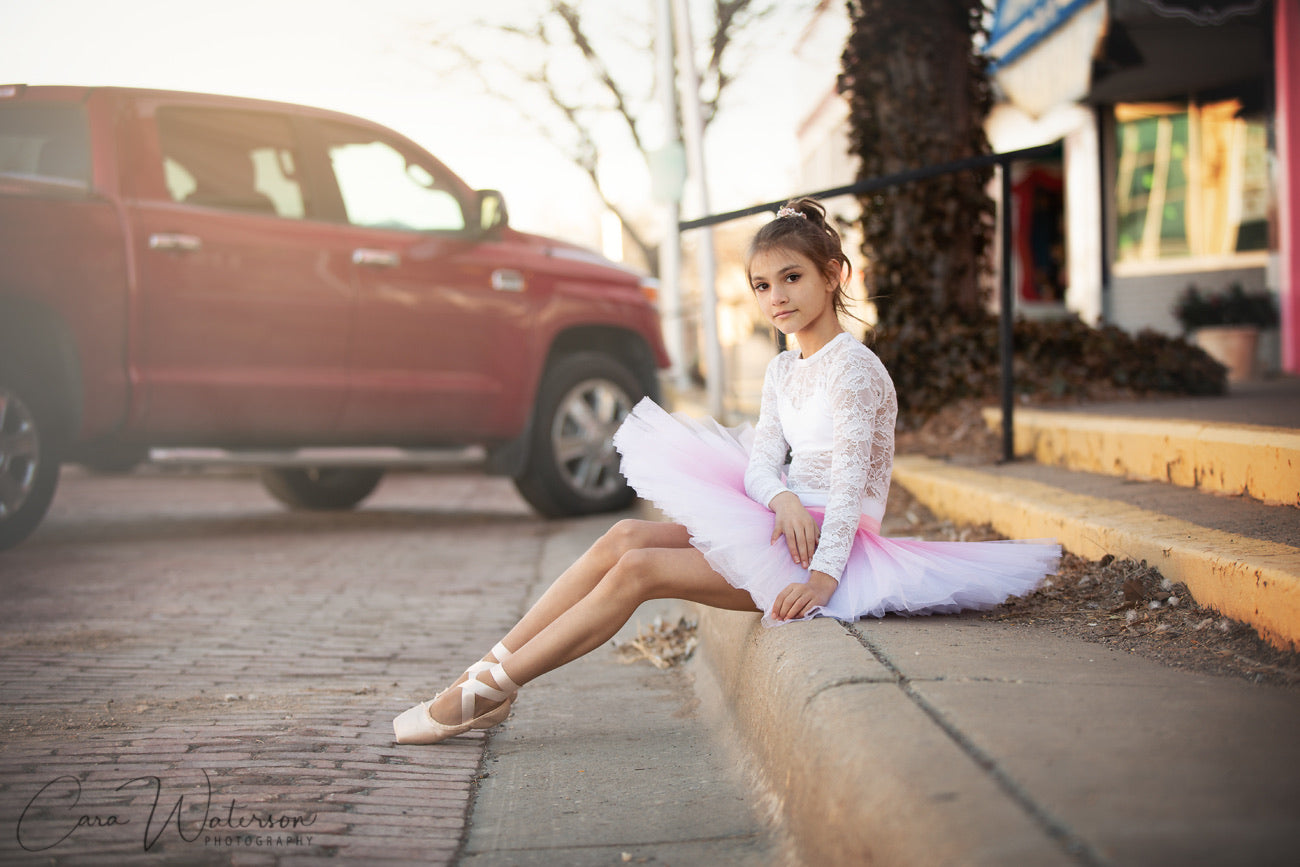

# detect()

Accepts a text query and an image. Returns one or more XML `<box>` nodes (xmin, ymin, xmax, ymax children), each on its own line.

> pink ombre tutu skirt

<box><xmin>613</xmin><ymin>399</ymin><xmax>1059</xmax><ymax>626</ymax></box>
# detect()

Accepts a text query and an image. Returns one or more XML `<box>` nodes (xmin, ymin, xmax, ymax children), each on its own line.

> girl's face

<box><xmin>748</xmin><ymin>246</ymin><xmax>838</xmax><ymax>338</ymax></box>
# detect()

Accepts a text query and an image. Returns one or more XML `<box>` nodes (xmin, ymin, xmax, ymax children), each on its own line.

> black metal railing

<box><xmin>678</xmin><ymin>142</ymin><xmax>1064</xmax><ymax>463</ymax></box>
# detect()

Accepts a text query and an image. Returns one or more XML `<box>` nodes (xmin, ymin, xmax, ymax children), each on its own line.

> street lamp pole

<box><xmin>672</xmin><ymin>0</ymin><xmax>725</xmax><ymax>421</ymax></box>
<box><xmin>654</xmin><ymin>0</ymin><xmax>689</xmax><ymax>392</ymax></box>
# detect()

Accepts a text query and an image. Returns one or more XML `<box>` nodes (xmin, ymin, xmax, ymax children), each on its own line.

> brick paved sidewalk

<box><xmin>0</xmin><ymin>469</ymin><xmax>550</xmax><ymax>865</ymax></box>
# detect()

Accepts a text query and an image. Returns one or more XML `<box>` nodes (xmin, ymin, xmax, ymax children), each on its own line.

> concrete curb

<box><xmin>892</xmin><ymin>454</ymin><xmax>1300</xmax><ymax>651</ymax></box>
<box><xmin>693</xmin><ymin>606</ymin><xmax>1073</xmax><ymax>867</ymax></box>
<box><xmin>983</xmin><ymin>408</ymin><xmax>1300</xmax><ymax>507</ymax></box>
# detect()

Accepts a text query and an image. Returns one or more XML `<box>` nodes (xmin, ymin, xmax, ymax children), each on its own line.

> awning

<box><xmin>988</xmin><ymin>0</ymin><xmax>1102</xmax><ymax>70</ymax></box>
<box><xmin>1087</xmin><ymin>0</ymin><xmax>1272</xmax><ymax>106</ymax></box>
<box><xmin>987</xmin><ymin>0</ymin><xmax>1109</xmax><ymax>117</ymax></box>
<box><xmin>987</xmin><ymin>0</ymin><xmax>1272</xmax><ymax>117</ymax></box>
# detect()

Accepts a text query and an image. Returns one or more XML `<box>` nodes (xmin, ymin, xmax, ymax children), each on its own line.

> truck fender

<box><xmin>484</xmin><ymin>326</ymin><xmax>660</xmax><ymax>479</ymax></box>
<box><xmin>0</xmin><ymin>295</ymin><xmax>83</xmax><ymax>440</ymax></box>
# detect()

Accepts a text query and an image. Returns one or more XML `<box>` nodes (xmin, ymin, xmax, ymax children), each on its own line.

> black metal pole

<box><xmin>1096</xmin><ymin>104</ymin><xmax>1113</xmax><ymax>324</ymax></box>
<box><xmin>999</xmin><ymin>159</ymin><xmax>1015</xmax><ymax>463</ymax></box>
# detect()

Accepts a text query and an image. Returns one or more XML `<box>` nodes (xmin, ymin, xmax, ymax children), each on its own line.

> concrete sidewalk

<box><xmin>673</xmin><ymin>377</ymin><xmax>1300</xmax><ymax>865</ymax></box>
<box><xmin>1048</xmin><ymin>376</ymin><xmax>1300</xmax><ymax>429</ymax></box>
<box><xmin>461</xmin><ymin>516</ymin><xmax>778</xmax><ymax>866</ymax></box>
<box><xmin>698</xmin><ymin>606</ymin><xmax>1300</xmax><ymax>867</ymax></box>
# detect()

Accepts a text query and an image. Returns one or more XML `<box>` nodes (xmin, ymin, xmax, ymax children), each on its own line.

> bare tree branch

<box><xmin>702</xmin><ymin>0</ymin><xmax>789</xmax><ymax>123</ymax></box>
<box><xmin>423</xmin><ymin>1</ymin><xmax>790</xmax><ymax>268</ymax></box>
<box><xmin>486</xmin><ymin>67</ymin><xmax>657</xmax><ymax>268</ymax></box>
<box><xmin>551</xmin><ymin>2</ymin><xmax>646</xmax><ymax>153</ymax></box>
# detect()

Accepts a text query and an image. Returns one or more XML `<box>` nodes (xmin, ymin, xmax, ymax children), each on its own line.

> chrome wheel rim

<box><xmin>550</xmin><ymin>378</ymin><xmax>632</xmax><ymax>500</ymax></box>
<box><xmin>0</xmin><ymin>389</ymin><xmax>40</xmax><ymax>521</ymax></box>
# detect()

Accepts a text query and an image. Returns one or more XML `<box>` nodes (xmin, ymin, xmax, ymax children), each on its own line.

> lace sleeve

<box><xmin>744</xmin><ymin>357</ymin><xmax>792</xmax><ymax>508</ymax></box>
<box><xmin>808</xmin><ymin>351</ymin><xmax>895</xmax><ymax>579</ymax></box>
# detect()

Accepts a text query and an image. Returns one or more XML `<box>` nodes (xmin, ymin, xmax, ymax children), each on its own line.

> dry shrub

<box><xmin>871</xmin><ymin>311</ymin><xmax>1228</xmax><ymax>429</ymax></box>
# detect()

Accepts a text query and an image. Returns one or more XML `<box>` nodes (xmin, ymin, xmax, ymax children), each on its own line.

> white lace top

<box><xmin>743</xmin><ymin>331</ymin><xmax>898</xmax><ymax>580</ymax></box>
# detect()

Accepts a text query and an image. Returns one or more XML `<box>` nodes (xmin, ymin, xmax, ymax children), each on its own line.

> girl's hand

<box><xmin>770</xmin><ymin>571</ymin><xmax>837</xmax><ymax>622</ymax></box>
<box><xmin>769</xmin><ymin>491</ymin><xmax>819</xmax><ymax>568</ymax></box>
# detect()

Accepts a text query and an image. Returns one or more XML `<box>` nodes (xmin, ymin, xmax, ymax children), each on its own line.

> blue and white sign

<box><xmin>988</xmin><ymin>0</ymin><xmax>1098</xmax><ymax>70</ymax></box>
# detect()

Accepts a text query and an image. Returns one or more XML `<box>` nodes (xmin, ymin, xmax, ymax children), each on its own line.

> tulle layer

<box><xmin>613</xmin><ymin>399</ymin><xmax>1060</xmax><ymax>626</ymax></box>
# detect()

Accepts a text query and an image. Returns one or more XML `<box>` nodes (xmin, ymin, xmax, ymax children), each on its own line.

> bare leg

<box><xmin>506</xmin><ymin>520</ymin><xmax>696</xmax><ymax>644</ymax></box>
<box><xmin>510</xmin><ymin>545</ymin><xmax>757</xmax><ymax>681</ymax></box>
<box><xmin>445</xmin><ymin>519</ymin><xmax>693</xmax><ymax>691</ymax></box>
<box><xmin>429</xmin><ymin>542</ymin><xmax>757</xmax><ymax>723</ymax></box>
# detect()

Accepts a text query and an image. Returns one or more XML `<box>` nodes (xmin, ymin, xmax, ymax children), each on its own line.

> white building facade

<box><xmin>986</xmin><ymin>0</ymin><xmax>1296</xmax><ymax>374</ymax></box>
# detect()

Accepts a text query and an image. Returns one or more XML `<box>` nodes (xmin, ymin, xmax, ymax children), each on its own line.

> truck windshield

<box><xmin>0</xmin><ymin>103</ymin><xmax>91</xmax><ymax>187</ymax></box>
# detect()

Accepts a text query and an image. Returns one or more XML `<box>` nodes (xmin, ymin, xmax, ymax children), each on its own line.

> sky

<box><xmin>0</xmin><ymin>0</ymin><xmax>814</xmax><ymax>254</ymax></box>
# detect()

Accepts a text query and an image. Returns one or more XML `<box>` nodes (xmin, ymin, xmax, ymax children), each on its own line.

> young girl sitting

<box><xmin>394</xmin><ymin>197</ymin><xmax>1059</xmax><ymax>745</ymax></box>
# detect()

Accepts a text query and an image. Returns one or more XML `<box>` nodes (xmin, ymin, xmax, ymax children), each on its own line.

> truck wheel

<box><xmin>514</xmin><ymin>352</ymin><xmax>642</xmax><ymax>518</ymax></box>
<box><xmin>0</xmin><ymin>382</ymin><xmax>62</xmax><ymax>550</ymax></box>
<box><xmin>259</xmin><ymin>467</ymin><xmax>385</xmax><ymax>511</ymax></box>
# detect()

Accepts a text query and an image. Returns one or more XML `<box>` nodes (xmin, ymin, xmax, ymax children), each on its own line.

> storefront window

<box><xmin>1114</xmin><ymin>100</ymin><xmax>1269</xmax><ymax>263</ymax></box>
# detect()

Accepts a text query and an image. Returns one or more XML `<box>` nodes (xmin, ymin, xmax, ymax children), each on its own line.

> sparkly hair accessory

<box><xmin>776</xmin><ymin>206</ymin><xmax>806</xmax><ymax>220</ymax></box>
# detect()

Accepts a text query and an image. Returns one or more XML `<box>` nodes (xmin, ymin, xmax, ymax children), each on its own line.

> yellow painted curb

<box><xmin>982</xmin><ymin>408</ymin><xmax>1300</xmax><ymax>507</ymax></box>
<box><xmin>893</xmin><ymin>455</ymin><xmax>1300</xmax><ymax>651</ymax></box>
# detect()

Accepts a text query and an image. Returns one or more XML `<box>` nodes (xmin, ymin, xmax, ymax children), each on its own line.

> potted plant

<box><xmin>1173</xmin><ymin>283</ymin><xmax>1280</xmax><ymax>382</ymax></box>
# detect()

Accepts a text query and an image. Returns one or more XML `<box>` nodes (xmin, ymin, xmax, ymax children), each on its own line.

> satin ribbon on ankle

<box><xmin>459</xmin><ymin>661</ymin><xmax>519</xmax><ymax>723</ymax></box>
<box><xmin>465</xmin><ymin>642</ymin><xmax>513</xmax><ymax>678</ymax></box>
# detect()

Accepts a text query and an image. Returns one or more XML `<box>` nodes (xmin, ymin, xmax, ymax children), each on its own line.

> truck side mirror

<box><xmin>476</xmin><ymin>189</ymin><xmax>508</xmax><ymax>233</ymax></box>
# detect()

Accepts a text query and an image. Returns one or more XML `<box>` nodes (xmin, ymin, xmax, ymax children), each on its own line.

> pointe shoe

<box><xmin>392</xmin><ymin>694</ymin><xmax>511</xmax><ymax>745</ymax></box>
<box><xmin>393</xmin><ymin>662</ymin><xmax>520</xmax><ymax>746</ymax></box>
<box><xmin>395</xmin><ymin>644</ymin><xmax>517</xmax><ymax>748</ymax></box>
<box><xmin>395</xmin><ymin>642</ymin><xmax>514</xmax><ymax>743</ymax></box>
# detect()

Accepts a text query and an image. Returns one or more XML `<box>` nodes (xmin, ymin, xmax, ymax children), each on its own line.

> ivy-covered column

<box><xmin>839</xmin><ymin>0</ymin><xmax>995</xmax><ymax>324</ymax></box>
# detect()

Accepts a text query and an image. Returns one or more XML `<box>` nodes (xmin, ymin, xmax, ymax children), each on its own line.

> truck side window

<box><xmin>157</xmin><ymin>108</ymin><xmax>306</xmax><ymax>219</ymax></box>
<box><xmin>0</xmin><ymin>103</ymin><xmax>91</xmax><ymax>187</ymax></box>
<box><xmin>319</xmin><ymin>122</ymin><xmax>465</xmax><ymax>232</ymax></box>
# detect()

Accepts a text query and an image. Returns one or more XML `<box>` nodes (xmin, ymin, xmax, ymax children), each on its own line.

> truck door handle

<box><xmin>491</xmin><ymin>269</ymin><xmax>526</xmax><ymax>292</ymax></box>
<box><xmin>148</xmin><ymin>233</ymin><xmax>202</xmax><ymax>253</ymax></box>
<box><xmin>352</xmin><ymin>248</ymin><xmax>401</xmax><ymax>268</ymax></box>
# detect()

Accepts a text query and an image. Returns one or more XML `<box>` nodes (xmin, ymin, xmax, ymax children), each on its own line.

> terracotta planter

<box><xmin>1193</xmin><ymin>325</ymin><xmax>1260</xmax><ymax>382</ymax></box>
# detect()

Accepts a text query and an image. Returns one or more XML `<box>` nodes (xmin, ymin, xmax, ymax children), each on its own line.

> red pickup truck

<box><xmin>0</xmin><ymin>85</ymin><xmax>668</xmax><ymax>549</ymax></box>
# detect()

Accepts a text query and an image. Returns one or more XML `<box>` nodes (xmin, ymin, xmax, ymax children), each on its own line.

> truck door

<box><xmin>126</xmin><ymin>104</ymin><xmax>355</xmax><ymax>441</ymax></box>
<box><xmin>304</xmin><ymin>118</ymin><xmax>534</xmax><ymax>442</ymax></box>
